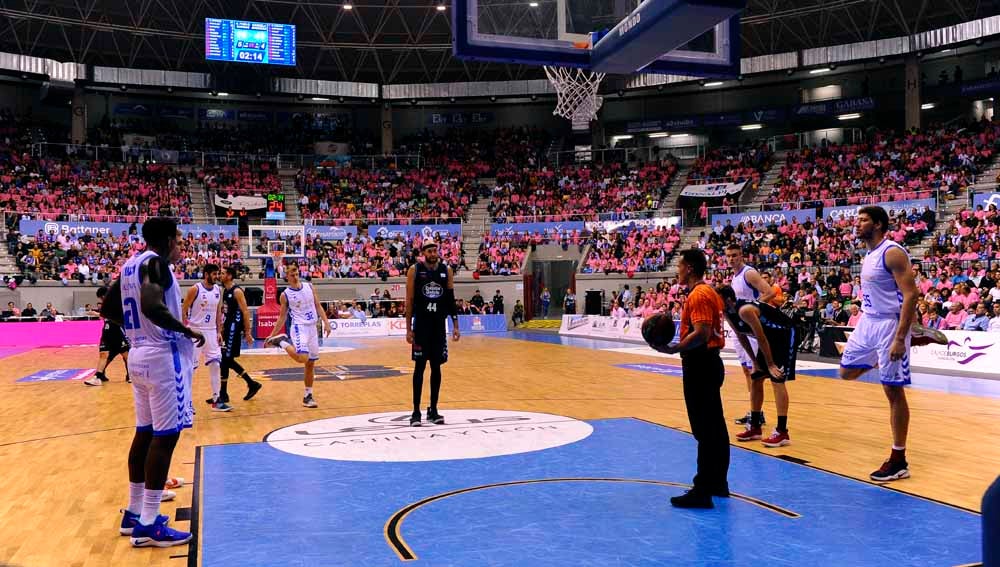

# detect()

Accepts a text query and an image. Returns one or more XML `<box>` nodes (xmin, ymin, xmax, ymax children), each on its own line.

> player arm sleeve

<box><xmin>100</xmin><ymin>279</ymin><xmax>125</xmax><ymax>327</ymax></box>
<box><xmin>139</xmin><ymin>257</ymin><xmax>194</xmax><ymax>337</ymax></box>
<box><xmin>445</xmin><ymin>267</ymin><xmax>458</xmax><ymax>320</ymax></box>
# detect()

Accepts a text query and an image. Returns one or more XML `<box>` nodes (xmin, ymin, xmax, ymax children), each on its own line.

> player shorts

<box><xmin>99</xmin><ymin>322</ymin><xmax>130</xmax><ymax>354</ymax></box>
<box><xmin>411</xmin><ymin>318</ymin><xmax>448</xmax><ymax>364</ymax></box>
<box><xmin>191</xmin><ymin>326</ymin><xmax>221</xmax><ymax>367</ymax></box>
<box><xmin>734</xmin><ymin>335</ymin><xmax>758</xmax><ymax>369</ymax></box>
<box><xmin>290</xmin><ymin>322</ymin><xmax>320</xmax><ymax>361</ymax></box>
<box><xmin>840</xmin><ymin>313</ymin><xmax>911</xmax><ymax>386</ymax></box>
<box><xmin>222</xmin><ymin>321</ymin><xmax>243</xmax><ymax>359</ymax></box>
<box><xmin>750</xmin><ymin>325</ymin><xmax>798</xmax><ymax>383</ymax></box>
<box><xmin>128</xmin><ymin>342</ymin><xmax>195</xmax><ymax>436</ymax></box>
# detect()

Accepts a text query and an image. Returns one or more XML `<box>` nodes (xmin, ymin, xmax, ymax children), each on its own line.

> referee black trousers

<box><xmin>681</xmin><ymin>347</ymin><xmax>730</xmax><ymax>492</ymax></box>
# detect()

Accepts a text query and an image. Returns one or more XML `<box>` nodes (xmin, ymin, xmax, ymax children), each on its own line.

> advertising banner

<box><xmin>199</xmin><ymin>108</ymin><xmax>236</xmax><ymax>121</ymax></box>
<box><xmin>972</xmin><ymin>192</ymin><xmax>1000</xmax><ymax>210</ymax></box>
<box><xmin>368</xmin><ymin>224</ymin><xmax>462</xmax><ymax>239</ymax></box>
<box><xmin>560</xmin><ymin>315</ymin><xmax>737</xmax><ymax>352</ymax></box>
<box><xmin>304</xmin><ymin>225</ymin><xmax>359</xmax><ymax>240</ymax></box>
<box><xmin>680</xmin><ymin>180</ymin><xmax>747</xmax><ymax>198</ymax></box>
<box><xmin>237</xmin><ymin>110</ymin><xmax>273</xmax><ymax>122</ymax></box>
<box><xmin>325</xmin><ymin>314</ymin><xmax>505</xmax><ymax>339</ymax></box>
<box><xmin>114</xmin><ymin>103</ymin><xmax>153</xmax><ymax>117</ymax></box>
<box><xmin>20</xmin><ymin>219</ymin><xmax>238</xmax><ymax>239</ymax></box>
<box><xmin>585</xmin><ymin>217</ymin><xmax>682</xmax><ymax>232</ymax></box>
<box><xmin>908</xmin><ymin>330</ymin><xmax>1000</xmax><ymax>373</ymax></box>
<box><xmin>822</xmin><ymin>198</ymin><xmax>935</xmax><ymax>222</ymax></box>
<box><xmin>710</xmin><ymin>209</ymin><xmax>816</xmax><ymax>227</ymax></box>
<box><xmin>158</xmin><ymin>106</ymin><xmax>194</xmax><ymax>119</ymax></box>
<box><xmin>214</xmin><ymin>194</ymin><xmax>267</xmax><ymax>211</ymax></box>
<box><xmin>490</xmin><ymin>221</ymin><xmax>586</xmax><ymax>235</ymax></box>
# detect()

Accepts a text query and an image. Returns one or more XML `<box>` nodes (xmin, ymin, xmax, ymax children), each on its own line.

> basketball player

<box><xmin>839</xmin><ymin>206</ymin><xmax>917</xmax><ymax>482</ymax></box>
<box><xmin>724</xmin><ymin>244</ymin><xmax>776</xmax><ymax>427</ymax></box>
<box><xmin>406</xmin><ymin>241</ymin><xmax>460</xmax><ymax>427</ymax></box>
<box><xmin>101</xmin><ymin>217</ymin><xmax>205</xmax><ymax>547</ymax></box>
<box><xmin>183</xmin><ymin>265</ymin><xmax>228</xmax><ymax>411</ymax></box>
<box><xmin>265</xmin><ymin>265</ymin><xmax>332</xmax><ymax>408</ymax></box>
<box><xmin>219</xmin><ymin>266</ymin><xmax>262</xmax><ymax>402</ymax></box>
<box><xmin>718</xmin><ymin>285</ymin><xmax>797</xmax><ymax>448</ymax></box>
<box><xmin>84</xmin><ymin>286</ymin><xmax>131</xmax><ymax>386</ymax></box>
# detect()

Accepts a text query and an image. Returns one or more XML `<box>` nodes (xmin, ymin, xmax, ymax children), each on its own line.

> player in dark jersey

<box><xmin>84</xmin><ymin>286</ymin><xmax>131</xmax><ymax>386</ymax></box>
<box><xmin>217</xmin><ymin>266</ymin><xmax>262</xmax><ymax>403</ymax></box>
<box><xmin>717</xmin><ymin>285</ymin><xmax>797</xmax><ymax>448</ymax></box>
<box><xmin>405</xmin><ymin>241</ymin><xmax>460</xmax><ymax>427</ymax></box>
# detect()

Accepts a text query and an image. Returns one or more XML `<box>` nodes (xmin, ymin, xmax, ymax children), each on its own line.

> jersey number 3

<box><xmin>123</xmin><ymin>298</ymin><xmax>141</xmax><ymax>330</ymax></box>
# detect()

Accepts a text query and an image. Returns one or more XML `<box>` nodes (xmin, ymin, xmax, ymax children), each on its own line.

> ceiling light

<box><xmin>529</xmin><ymin>2</ymin><xmax>539</xmax><ymax>6</ymax></box>
<box><xmin>611</xmin><ymin>135</ymin><xmax>633</xmax><ymax>142</ymax></box>
<box><xmin>311</xmin><ymin>97</ymin><xmax>329</xmax><ymax>101</ymax></box>
<box><xmin>671</xmin><ymin>133</ymin><xmax>690</xmax><ymax>138</ymax></box>
<box><xmin>217</xmin><ymin>92</ymin><xmax>229</xmax><ymax>96</ymax></box>
<box><xmin>343</xmin><ymin>3</ymin><xmax>353</xmax><ymax>9</ymax></box>
<box><xmin>837</xmin><ymin>113</ymin><xmax>861</xmax><ymax>120</ymax></box>
<box><xmin>648</xmin><ymin>132</ymin><xmax>670</xmax><ymax>138</ymax></box>
<box><xmin>436</xmin><ymin>4</ymin><xmax>446</xmax><ymax>10</ymax></box>
<box><xmin>740</xmin><ymin>124</ymin><xmax>762</xmax><ymax>131</ymax></box>
<box><xmin>809</xmin><ymin>67</ymin><xmax>831</xmax><ymax>74</ymax></box>
<box><xmin>921</xmin><ymin>102</ymin><xmax>935</xmax><ymax>110</ymax></box>
<box><xmin>703</xmin><ymin>81</ymin><xmax>723</xmax><ymax>87</ymax></box>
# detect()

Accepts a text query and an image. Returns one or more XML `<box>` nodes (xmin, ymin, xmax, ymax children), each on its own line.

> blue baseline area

<box><xmin>196</xmin><ymin>418</ymin><xmax>980</xmax><ymax>566</ymax></box>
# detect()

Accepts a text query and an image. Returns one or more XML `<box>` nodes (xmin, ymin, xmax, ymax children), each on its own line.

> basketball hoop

<box><xmin>544</xmin><ymin>66</ymin><xmax>606</xmax><ymax>131</ymax></box>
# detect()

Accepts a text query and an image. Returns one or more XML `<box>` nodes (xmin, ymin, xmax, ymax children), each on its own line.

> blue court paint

<box><xmin>616</xmin><ymin>362</ymin><xmax>684</xmax><ymax>376</ymax></box>
<box><xmin>16</xmin><ymin>368</ymin><xmax>94</xmax><ymax>383</ymax></box>
<box><xmin>197</xmin><ymin>418</ymin><xmax>980</xmax><ymax>566</ymax></box>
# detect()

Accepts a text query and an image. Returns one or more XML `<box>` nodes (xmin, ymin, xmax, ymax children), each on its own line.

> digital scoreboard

<box><xmin>266</xmin><ymin>192</ymin><xmax>286</xmax><ymax>221</ymax></box>
<box><xmin>205</xmin><ymin>19</ymin><xmax>296</xmax><ymax>66</ymax></box>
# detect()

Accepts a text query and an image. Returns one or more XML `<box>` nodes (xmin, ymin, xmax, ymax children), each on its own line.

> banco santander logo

<box><xmin>265</xmin><ymin>409</ymin><xmax>593</xmax><ymax>462</ymax></box>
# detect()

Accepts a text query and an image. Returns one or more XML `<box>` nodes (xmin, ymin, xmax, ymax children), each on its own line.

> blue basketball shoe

<box><xmin>130</xmin><ymin>515</ymin><xmax>191</xmax><ymax>547</ymax></box>
<box><xmin>119</xmin><ymin>509</ymin><xmax>169</xmax><ymax>535</ymax></box>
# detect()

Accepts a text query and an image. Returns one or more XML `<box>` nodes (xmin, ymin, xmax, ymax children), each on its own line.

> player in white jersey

<box><xmin>840</xmin><ymin>206</ymin><xmax>918</xmax><ymax>482</ymax></box>
<box><xmin>182</xmin><ymin>264</ymin><xmax>228</xmax><ymax>412</ymax></box>
<box><xmin>723</xmin><ymin>244</ymin><xmax>778</xmax><ymax>429</ymax></box>
<box><xmin>100</xmin><ymin>218</ymin><xmax>206</xmax><ymax>548</ymax></box>
<box><xmin>265</xmin><ymin>265</ymin><xmax>332</xmax><ymax>408</ymax></box>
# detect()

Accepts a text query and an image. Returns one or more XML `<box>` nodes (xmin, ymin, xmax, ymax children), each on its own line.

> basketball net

<box><xmin>544</xmin><ymin>66</ymin><xmax>606</xmax><ymax>131</ymax></box>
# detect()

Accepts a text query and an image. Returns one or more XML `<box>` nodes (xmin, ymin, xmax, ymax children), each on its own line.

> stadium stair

<box><xmin>655</xmin><ymin>160</ymin><xmax>692</xmax><ymax>214</ymax></box>
<box><xmin>745</xmin><ymin>151</ymin><xmax>787</xmax><ymax>208</ymax></box>
<box><xmin>463</xmin><ymin>199</ymin><xmax>492</xmax><ymax>271</ymax></box>
<box><xmin>188</xmin><ymin>182</ymin><xmax>214</xmax><ymax>223</ymax></box>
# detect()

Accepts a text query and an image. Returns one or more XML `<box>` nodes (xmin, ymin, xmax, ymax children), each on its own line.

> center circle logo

<box><xmin>264</xmin><ymin>409</ymin><xmax>594</xmax><ymax>462</ymax></box>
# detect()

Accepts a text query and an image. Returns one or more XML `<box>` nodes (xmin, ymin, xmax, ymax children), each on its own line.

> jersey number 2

<box><xmin>123</xmin><ymin>298</ymin><xmax>141</xmax><ymax>330</ymax></box>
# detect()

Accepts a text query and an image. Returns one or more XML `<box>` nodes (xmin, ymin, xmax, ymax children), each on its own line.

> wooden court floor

<box><xmin>1</xmin><ymin>334</ymin><xmax>997</xmax><ymax>566</ymax></box>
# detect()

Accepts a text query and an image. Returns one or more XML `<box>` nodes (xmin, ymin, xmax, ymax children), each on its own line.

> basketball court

<box><xmin>0</xmin><ymin>331</ymin><xmax>994</xmax><ymax>566</ymax></box>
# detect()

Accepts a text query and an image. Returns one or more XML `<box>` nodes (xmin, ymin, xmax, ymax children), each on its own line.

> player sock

<box><xmin>750</xmin><ymin>411</ymin><xmax>765</xmax><ymax>428</ymax></box>
<box><xmin>241</xmin><ymin>372</ymin><xmax>254</xmax><ymax>386</ymax></box>
<box><xmin>219</xmin><ymin>379</ymin><xmax>229</xmax><ymax>400</ymax></box>
<box><xmin>777</xmin><ymin>415</ymin><xmax>788</xmax><ymax>432</ymax></box>
<box><xmin>209</xmin><ymin>362</ymin><xmax>221</xmax><ymax>402</ymax></box>
<box><xmin>890</xmin><ymin>446</ymin><xmax>906</xmax><ymax>462</ymax></box>
<box><xmin>304</xmin><ymin>387</ymin><xmax>313</xmax><ymax>396</ymax></box>
<box><xmin>127</xmin><ymin>482</ymin><xmax>144</xmax><ymax>515</ymax></box>
<box><xmin>140</xmin><ymin>489</ymin><xmax>163</xmax><ymax>526</ymax></box>
<box><xmin>278</xmin><ymin>340</ymin><xmax>292</xmax><ymax>350</ymax></box>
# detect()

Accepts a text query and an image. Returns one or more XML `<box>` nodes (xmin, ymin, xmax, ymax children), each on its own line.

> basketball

<box><xmin>642</xmin><ymin>313</ymin><xmax>676</xmax><ymax>350</ymax></box>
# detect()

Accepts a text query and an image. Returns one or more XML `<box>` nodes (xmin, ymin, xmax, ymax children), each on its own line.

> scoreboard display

<box><xmin>205</xmin><ymin>19</ymin><xmax>296</xmax><ymax>66</ymax></box>
<box><xmin>266</xmin><ymin>192</ymin><xmax>286</xmax><ymax>221</ymax></box>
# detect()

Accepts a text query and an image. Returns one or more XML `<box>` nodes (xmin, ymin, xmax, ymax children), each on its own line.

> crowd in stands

<box><xmin>766</xmin><ymin>125</ymin><xmax>996</xmax><ymax>210</ymax></box>
<box><xmin>200</xmin><ymin>161</ymin><xmax>281</xmax><ymax>198</ymax></box>
<box><xmin>8</xmin><ymin>226</ymin><xmax>245</xmax><ymax>285</ymax></box>
<box><xmin>295</xmin><ymin>165</ymin><xmax>484</xmax><ymax>225</ymax></box>
<box><xmin>269</xmin><ymin>233</ymin><xmax>463</xmax><ymax>280</ymax></box>
<box><xmin>686</xmin><ymin>143</ymin><xmax>772</xmax><ymax>187</ymax></box>
<box><xmin>583</xmin><ymin>225</ymin><xmax>683</xmax><ymax>274</ymax></box>
<box><xmin>489</xmin><ymin>160</ymin><xmax>677</xmax><ymax>223</ymax></box>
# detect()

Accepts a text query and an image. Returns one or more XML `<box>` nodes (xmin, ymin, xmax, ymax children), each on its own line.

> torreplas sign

<box><xmin>710</xmin><ymin>210</ymin><xmax>816</xmax><ymax>227</ymax></box>
<box><xmin>368</xmin><ymin>224</ymin><xmax>462</xmax><ymax>239</ymax></box>
<box><xmin>822</xmin><ymin>198</ymin><xmax>935</xmax><ymax>222</ymax></box>
<box><xmin>264</xmin><ymin>409</ymin><xmax>594</xmax><ymax>462</ymax></box>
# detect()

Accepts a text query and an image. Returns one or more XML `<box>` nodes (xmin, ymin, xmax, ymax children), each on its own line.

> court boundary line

<box><xmin>188</xmin><ymin>445</ymin><xmax>203</xmax><ymax>567</ymax></box>
<box><xmin>629</xmin><ymin>417</ymin><xmax>983</xmax><ymax>516</ymax></box>
<box><xmin>383</xmin><ymin>477</ymin><xmax>801</xmax><ymax>562</ymax></box>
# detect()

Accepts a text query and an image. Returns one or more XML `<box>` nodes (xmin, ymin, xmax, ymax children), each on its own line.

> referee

<box><xmin>718</xmin><ymin>285</ymin><xmax>797</xmax><ymax>448</ymax></box>
<box><xmin>660</xmin><ymin>249</ymin><xmax>729</xmax><ymax>509</ymax></box>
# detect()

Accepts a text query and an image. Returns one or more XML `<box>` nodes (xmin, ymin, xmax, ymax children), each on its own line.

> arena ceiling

<box><xmin>0</xmin><ymin>0</ymin><xmax>998</xmax><ymax>85</ymax></box>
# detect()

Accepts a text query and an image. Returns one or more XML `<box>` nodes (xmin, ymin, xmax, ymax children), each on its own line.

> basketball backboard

<box><xmin>452</xmin><ymin>0</ymin><xmax>744</xmax><ymax>77</ymax></box>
